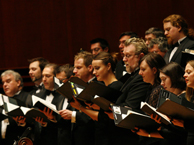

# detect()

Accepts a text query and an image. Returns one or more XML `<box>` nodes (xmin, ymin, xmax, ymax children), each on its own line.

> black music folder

<box><xmin>91</xmin><ymin>96</ymin><xmax>113</xmax><ymax>111</ymax></box>
<box><xmin>112</xmin><ymin>105</ymin><xmax>159</xmax><ymax>130</ymax></box>
<box><xmin>181</xmin><ymin>49</ymin><xmax>194</xmax><ymax>67</ymax></box>
<box><xmin>141</xmin><ymin>102</ymin><xmax>171</xmax><ymax>125</ymax></box>
<box><xmin>4</xmin><ymin>102</ymin><xmax>49</xmax><ymax>124</ymax></box>
<box><xmin>32</xmin><ymin>95</ymin><xmax>60</xmax><ymax>122</ymax></box>
<box><xmin>157</xmin><ymin>89</ymin><xmax>194</xmax><ymax>120</ymax></box>
<box><xmin>157</xmin><ymin>99</ymin><xmax>194</xmax><ymax>120</ymax></box>
<box><xmin>56</xmin><ymin>77</ymin><xmax>87</xmax><ymax>100</ymax></box>
<box><xmin>76</xmin><ymin>82</ymin><xmax>122</xmax><ymax>102</ymax></box>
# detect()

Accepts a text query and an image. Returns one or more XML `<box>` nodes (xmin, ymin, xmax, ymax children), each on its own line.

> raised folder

<box><xmin>156</xmin><ymin>89</ymin><xmax>194</xmax><ymax>120</ymax></box>
<box><xmin>55</xmin><ymin>77</ymin><xmax>87</xmax><ymax>101</ymax></box>
<box><xmin>31</xmin><ymin>95</ymin><xmax>61</xmax><ymax>122</ymax></box>
<box><xmin>157</xmin><ymin>99</ymin><xmax>194</xmax><ymax>120</ymax></box>
<box><xmin>4</xmin><ymin>102</ymin><xmax>49</xmax><ymax>124</ymax></box>
<box><xmin>112</xmin><ymin>105</ymin><xmax>159</xmax><ymax>130</ymax></box>
<box><xmin>140</xmin><ymin>102</ymin><xmax>171</xmax><ymax>125</ymax></box>
<box><xmin>55</xmin><ymin>76</ymin><xmax>121</xmax><ymax>110</ymax></box>
<box><xmin>76</xmin><ymin>82</ymin><xmax>122</xmax><ymax>102</ymax></box>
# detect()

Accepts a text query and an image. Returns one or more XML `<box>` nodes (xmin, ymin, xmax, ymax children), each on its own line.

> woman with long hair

<box><xmin>182</xmin><ymin>60</ymin><xmax>194</xmax><ymax>145</ymax></box>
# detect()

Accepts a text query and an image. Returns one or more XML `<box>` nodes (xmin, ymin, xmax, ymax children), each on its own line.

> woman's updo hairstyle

<box><xmin>93</xmin><ymin>52</ymin><xmax>118</xmax><ymax>72</ymax></box>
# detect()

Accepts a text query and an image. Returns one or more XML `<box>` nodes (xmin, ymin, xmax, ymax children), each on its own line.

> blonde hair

<box><xmin>74</xmin><ymin>51</ymin><xmax>93</xmax><ymax>67</ymax></box>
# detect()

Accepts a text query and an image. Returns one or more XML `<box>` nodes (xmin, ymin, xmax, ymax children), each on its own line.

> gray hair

<box><xmin>148</xmin><ymin>37</ymin><xmax>168</xmax><ymax>52</ymax></box>
<box><xmin>1</xmin><ymin>70</ymin><xmax>23</xmax><ymax>87</ymax></box>
<box><xmin>145</xmin><ymin>27</ymin><xmax>164</xmax><ymax>38</ymax></box>
<box><xmin>124</xmin><ymin>38</ymin><xmax>148</xmax><ymax>55</ymax></box>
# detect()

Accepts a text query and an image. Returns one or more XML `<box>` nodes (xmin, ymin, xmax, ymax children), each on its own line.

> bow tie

<box><xmin>45</xmin><ymin>90</ymin><xmax>56</xmax><ymax>96</ymax></box>
<box><xmin>34</xmin><ymin>85</ymin><xmax>43</xmax><ymax>90</ymax></box>
<box><xmin>171</xmin><ymin>42</ymin><xmax>179</xmax><ymax>49</ymax></box>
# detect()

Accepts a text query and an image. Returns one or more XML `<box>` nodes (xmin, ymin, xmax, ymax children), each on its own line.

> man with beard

<box><xmin>107</xmin><ymin>38</ymin><xmax>150</xmax><ymax>145</ymax></box>
<box><xmin>115</xmin><ymin>31</ymin><xmax>138</xmax><ymax>80</ymax></box>
<box><xmin>163</xmin><ymin>14</ymin><xmax>194</xmax><ymax>66</ymax></box>
<box><xmin>28</xmin><ymin>57</ymin><xmax>49</xmax><ymax>94</ymax></box>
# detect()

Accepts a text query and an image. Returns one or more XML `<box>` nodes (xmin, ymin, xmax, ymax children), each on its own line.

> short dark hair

<box><xmin>44</xmin><ymin>63</ymin><xmax>59</xmax><ymax>76</ymax></box>
<box><xmin>119</xmin><ymin>31</ymin><xmax>138</xmax><ymax>39</ymax></box>
<box><xmin>28</xmin><ymin>57</ymin><xmax>49</xmax><ymax>71</ymax></box>
<box><xmin>140</xmin><ymin>53</ymin><xmax>166</xmax><ymax>86</ymax></box>
<box><xmin>56</xmin><ymin>64</ymin><xmax>74</xmax><ymax>79</ymax></box>
<box><xmin>90</xmin><ymin>38</ymin><xmax>109</xmax><ymax>52</ymax></box>
<box><xmin>160</xmin><ymin>62</ymin><xmax>186</xmax><ymax>90</ymax></box>
<box><xmin>145</xmin><ymin>27</ymin><xmax>164</xmax><ymax>38</ymax></box>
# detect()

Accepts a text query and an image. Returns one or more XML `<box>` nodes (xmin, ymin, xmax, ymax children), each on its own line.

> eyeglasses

<box><xmin>123</xmin><ymin>54</ymin><xmax>136</xmax><ymax>59</ymax></box>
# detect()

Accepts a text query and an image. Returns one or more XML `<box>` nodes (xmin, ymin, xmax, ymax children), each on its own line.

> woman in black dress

<box><xmin>70</xmin><ymin>51</ymin><xmax>123</xmax><ymax>145</ymax></box>
<box><xmin>182</xmin><ymin>60</ymin><xmax>194</xmax><ymax>145</ymax></box>
<box><xmin>137</xmin><ymin>62</ymin><xmax>187</xmax><ymax>145</ymax></box>
<box><xmin>133</xmin><ymin>53</ymin><xmax>166</xmax><ymax>145</ymax></box>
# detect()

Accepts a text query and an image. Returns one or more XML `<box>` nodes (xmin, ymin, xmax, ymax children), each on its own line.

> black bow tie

<box><xmin>171</xmin><ymin>42</ymin><xmax>179</xmax><ymax>49</ymax></box>
<box><xmin>35</xmin><ymin>85</ymin><xmax>43</xmax><ymax>90</ymax></box>
<box><xmin>45</xmin><ymin>90</ymin><xmax>56</xmax><ymax>96</ymax></box>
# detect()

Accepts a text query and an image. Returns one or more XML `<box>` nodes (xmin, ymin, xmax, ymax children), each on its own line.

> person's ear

<box><xmin>88</xmin><ymin>65</ymin><xmax>93</xmax><ymax>72</ymax></box>
<box><xmin>139</xmin><ymin>53</ymin><xmax>144</xmax><ymax>59</ymax></box>
<box><xmin>152</xmin><ymin>67</ymin><xmax>157</xmax><ymax>74</ymax></box>
<box><xmin>104</xmin><ymin>47</ymin><xmax>109</xmax><ymax>52</ymax></box>
<box><xmin>177</xmin><ymin>25</ymin><xmax>182</xmax><ymax>32</ymax></box>
<box><xmin>107</xmin><ymin>63</ymin><xmax>111</xmax><ymax>71</ymax></box>
<box><xmin>17</xmin><ymin>80</ymin><xmax>21</xmax><ymax>87</ymax></box>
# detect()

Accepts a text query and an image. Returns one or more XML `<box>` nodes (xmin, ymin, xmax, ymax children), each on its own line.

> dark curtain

<box><xmin>0</xmin><ymin>0</ymin><xmax>193</xmax><ymax>68</ymax></box>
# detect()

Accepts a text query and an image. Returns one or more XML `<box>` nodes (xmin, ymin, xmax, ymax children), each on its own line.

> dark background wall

<box><xmin>0</xmin><ymin>0</ymin><xmax>193</xmax><ymax>68</ymax></box>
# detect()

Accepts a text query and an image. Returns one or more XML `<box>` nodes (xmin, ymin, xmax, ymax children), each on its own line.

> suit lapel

<box><xmin>120</xmin><ymin>69</ymin><xmax>139</xmax><ymax>92</ymax></box>
<box><xmin>171</xmin><ymin>38</ymin><xmax>189</xmax><ymax>62</ymax></box>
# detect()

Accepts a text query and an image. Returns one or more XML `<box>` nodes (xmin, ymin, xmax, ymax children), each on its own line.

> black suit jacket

<box><xmin>115</xmin><ymin>60</ymin><xmax>126</xmax><ymax>80</ymax></box>
<box><xmin>164</xmin><ymin>37</ymin><xmax>194</xmax><ymax>67</ymax></box>
<box><xmin>116</xmin><ymin>69</ymin><xmax>150</xmax><ymax>109</ymax></box>
<box><xmin>0</xmin><ymin>90</ymin><xmax>30</xmax><ymax>145</ymax></box>
<box><xmin>34</xmin><ymin>89</ymin><xmax>65</xmax><ymax>145</ymax></box>
<box><xmin>71</xmin><ymin>78</ymin><xmax>97</xmax><ymax>145</ymax></box>
<box><xmin>57</xmin><ymin>102</ymin><xmax>72</xmax><ymax>145</ymax></box>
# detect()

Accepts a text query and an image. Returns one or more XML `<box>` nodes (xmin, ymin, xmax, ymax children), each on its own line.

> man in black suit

<box><xmin>115</xmin><ymin>31</ymin><xmax>138</xmax><ymax>80</ymax></box>
<box><xmin>55</xmin><ymin>64</ymin><xmax>74</xmax><ymax>145</ymax></box>
<box><xmin>28</xmin><ymin>57</ymin><xmax>49</xmax><ymax>95</ymax></box>
<box><xmin>59</xmin><ymin>51</ymin><xmax>95</xmax><ymax>145</ymax></box>
<box><xmin>163</xmin><ymin>14</ymin><xmax>194</xmax><ymax>67</ymax></box>
<box><xmin>34</xmin><ymin>63</ymin><xmax>66</xmax><ymax>145</ymax></box>
<box><xmin>107</xmin><ymin>38</ymin><xmax>150</xmax><ymax>145</ymax></box>
<box><xmin>0</xmin><ymin>70</ymin><xmax>30</xmax><ymax>145</ymax></box>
